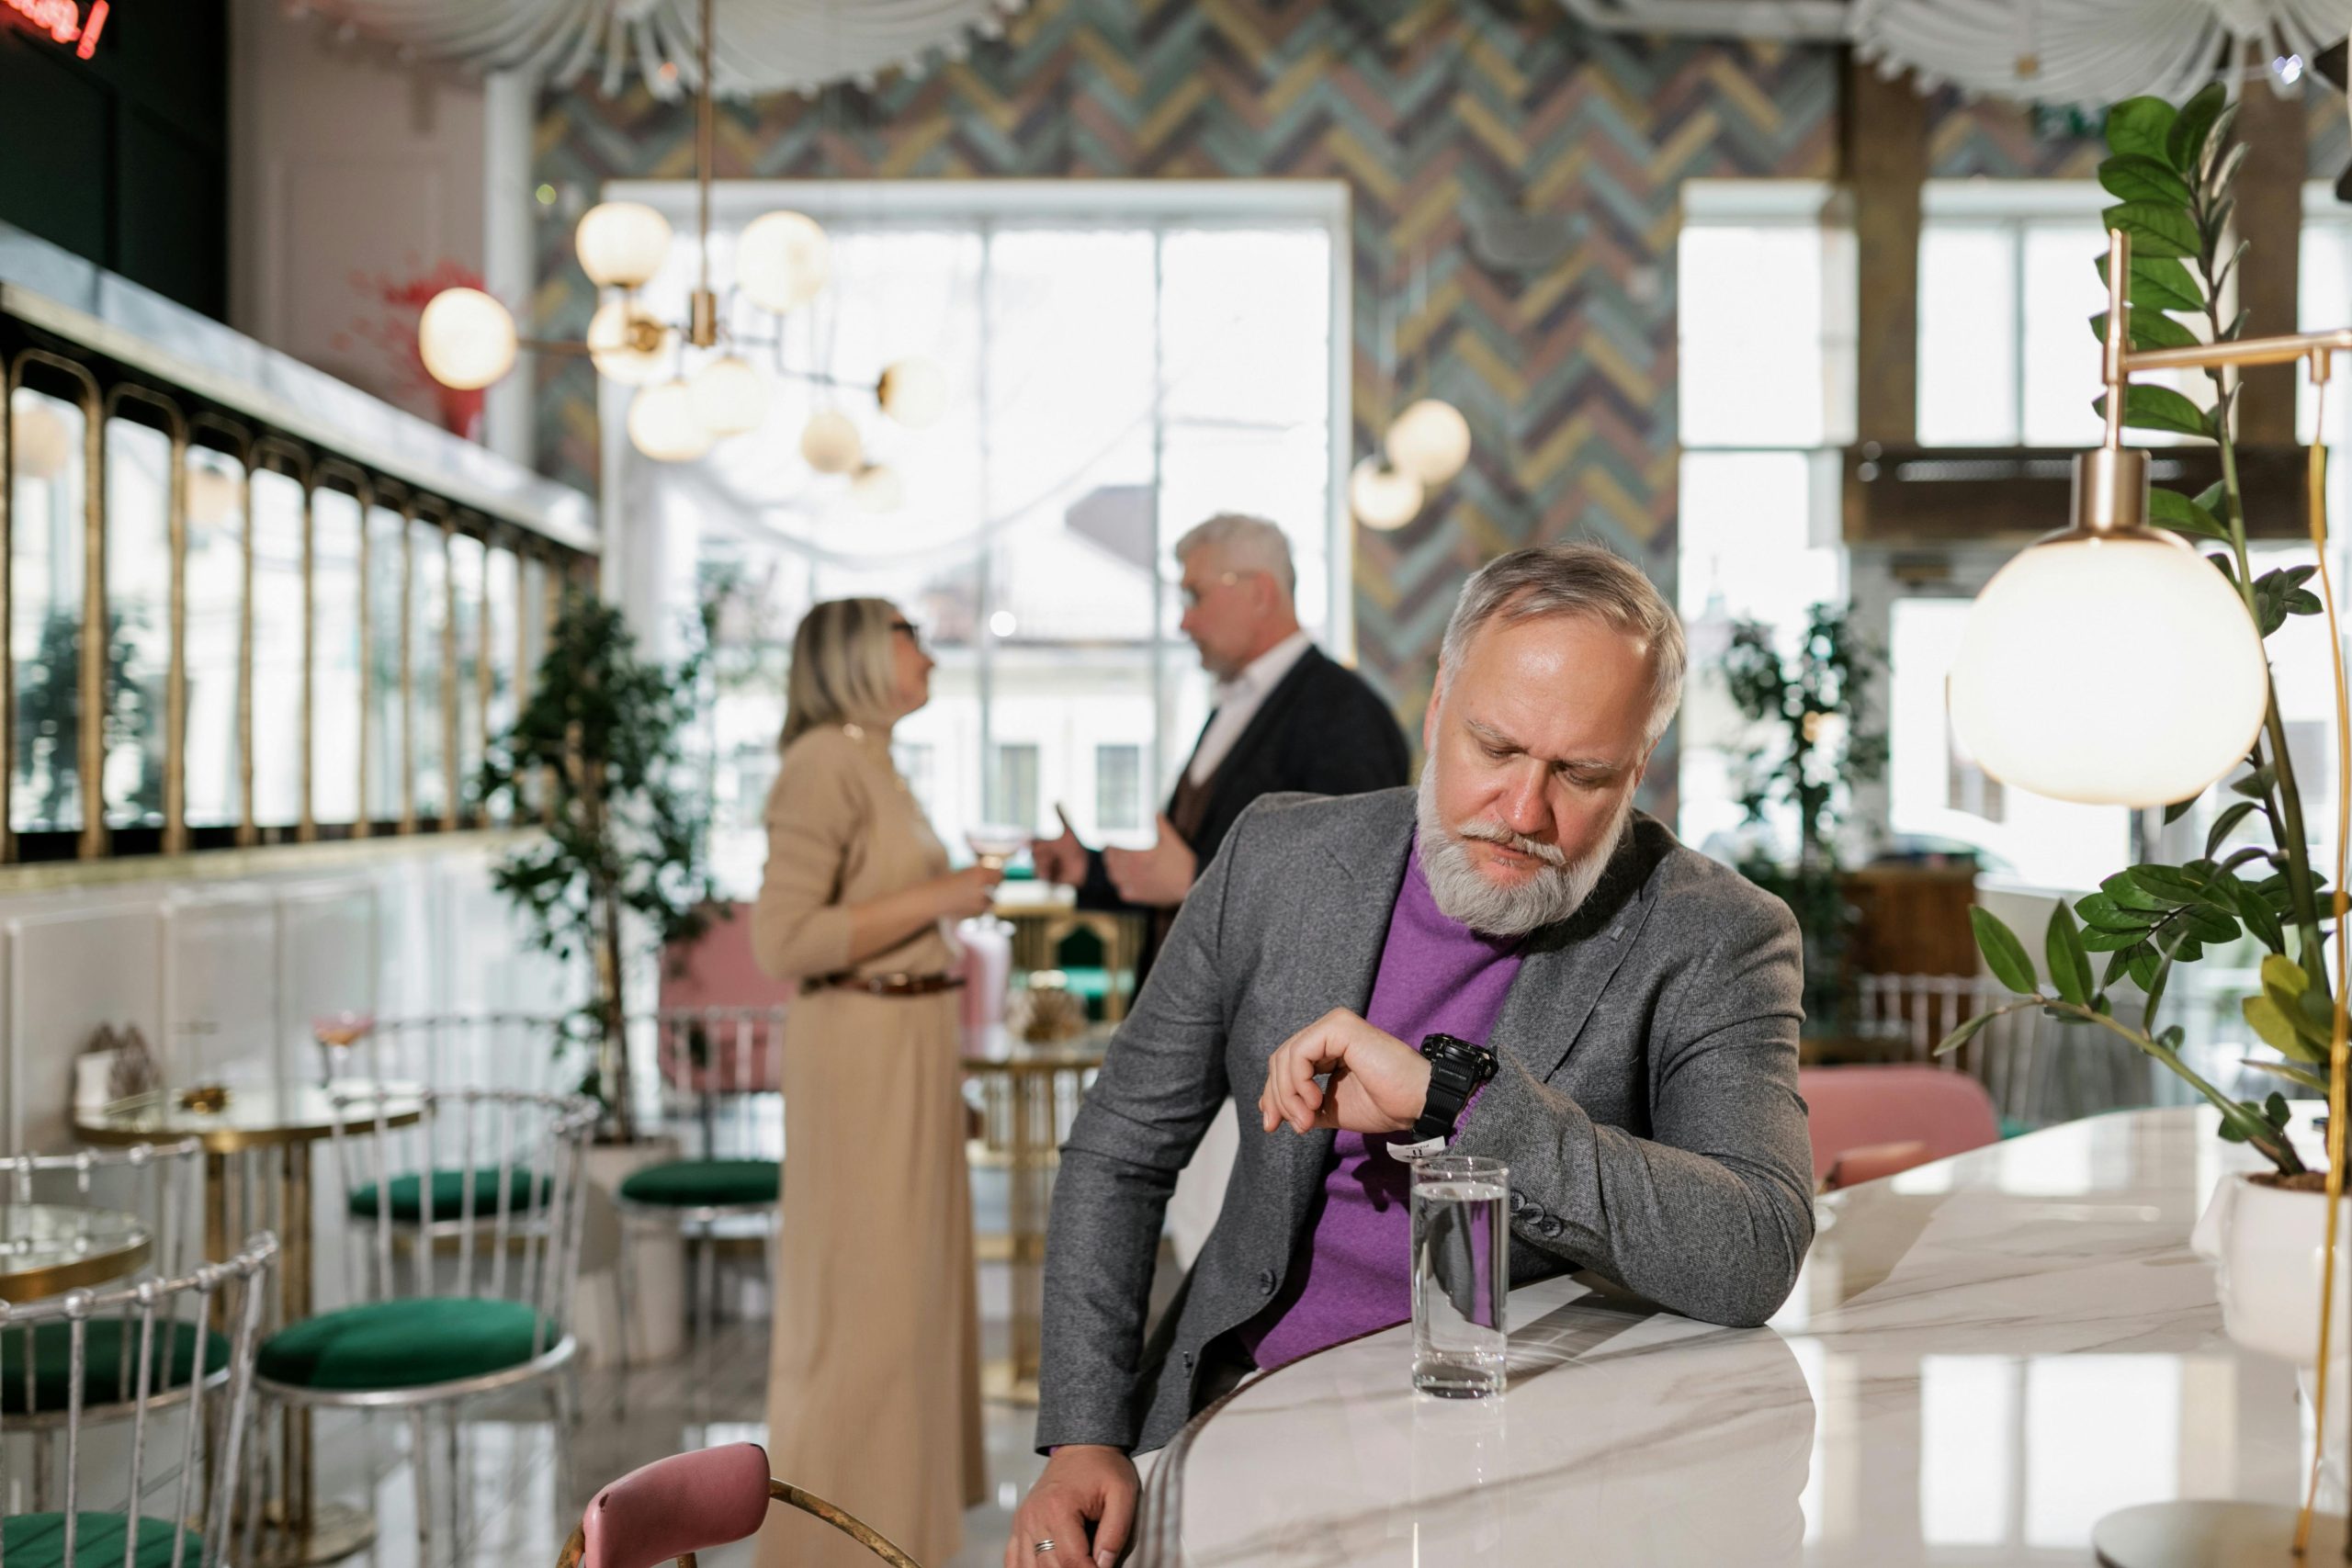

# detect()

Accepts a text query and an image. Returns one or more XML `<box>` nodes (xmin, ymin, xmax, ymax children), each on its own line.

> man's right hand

<box><xmin>1032</xmin><ymin>818</ymin><xmax>1092</xmax><ymax>888</ymax></box>
<box><xmin>1005</xmin><ymin>1445</ymin><xmax>1136</xmax><ymax>1568</ymax></box>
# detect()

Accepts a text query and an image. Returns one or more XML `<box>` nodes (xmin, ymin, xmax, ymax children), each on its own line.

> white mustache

<box><xmin>1452</xmin><ymin>818</ymin><xmax>1568</xmax><ymax>868</ymax></box>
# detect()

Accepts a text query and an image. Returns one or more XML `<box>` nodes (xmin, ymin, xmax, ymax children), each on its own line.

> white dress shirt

<box><xmin>1184</xmin><ymin>629</ymin><xmax>1313</xmax><ymax>788</ymax></box>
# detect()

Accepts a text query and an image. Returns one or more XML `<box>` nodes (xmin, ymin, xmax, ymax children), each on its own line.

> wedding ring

<box><xmin>1031</xmin><ymin>1541</ymin><xmax>1057</xmax><ymax>1556</ymax></box>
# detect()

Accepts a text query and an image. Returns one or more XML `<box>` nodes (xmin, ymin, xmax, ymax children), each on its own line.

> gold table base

<box><xmin>2094</xmin><ymin>1501</ymin><xmax>2349</xmax><ymax>1566</ymax></box>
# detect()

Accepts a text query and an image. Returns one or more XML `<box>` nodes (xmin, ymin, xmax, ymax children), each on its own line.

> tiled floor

<box><xmin>298</xmin><ymin>1277</ymin><xmax>1063</xmax><ymax>1568</ymax></box>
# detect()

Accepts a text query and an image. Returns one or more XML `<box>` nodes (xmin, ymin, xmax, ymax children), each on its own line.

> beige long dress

<box><xmin>751</xmin><ymin>722</ymin><xmax>985</xmax><ymax>1568</ymax></box>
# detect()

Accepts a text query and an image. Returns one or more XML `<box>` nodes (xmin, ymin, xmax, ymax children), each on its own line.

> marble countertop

<box><xmin>1141</xmin><ymin>1105</ymin><xmax>2313</xmax><ymax>1566</ymax></box>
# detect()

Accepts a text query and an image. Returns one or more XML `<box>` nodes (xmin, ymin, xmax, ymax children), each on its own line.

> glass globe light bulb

<box><xmin>1350</xmin><ymin>456</ymin><xmax>1424</xmax><ymax>532</ymax></box>
<box><xmin>574</xmin><ymin>201</ymin><xmax>673</xmax><ymax>288</ymax></box>
<box><xmin>417</xmin><ymin>288</ymin><xmax>518</xmax><ymax>390</ymax></box>
<box><xmin>1385</xmin><ymin>398</ymin><xmax>1472</xmax><ymax>486</ymax></box>
<box><xmin>687</xmin><ymin>356</ymin><xmax>769</xmax><ymax>438</ymax></box>
<box><xmin>1949</xmin><ymin>532</ymin><xmax>2269</xmax><ymax>807</ymax></box>
<box><xmin>736</xmin><ymin>211</ymin><xmax>831</xmax><ymax>312</ymax></box>
<box><xmin>627</xmin><ymin>381</ymin><xmax>714</xmax><ymax>463</ymax></box>
<box><xmin>851</xmin><ymin>463</ymin><xmax>904</xmax><ymax>513</ymax></box>
<box><xmin>877</xmin><ymin>357</ymin><xmax>950</xmax><ymax>428</ymax></box>
<box><xmin>800</xmin><ymin>410</ymin><xmax>864</xmax><ymax>475</ymax></box>
<box><xmin>587</xmin><ymin>301</ymin><xmax>673</xmax><ymax>387</ymax></box>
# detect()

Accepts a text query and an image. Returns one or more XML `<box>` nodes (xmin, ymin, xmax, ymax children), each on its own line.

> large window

<box><xmin>613</xmin><ymin>182</ymin><xmax>1349</xmax><ymax>896</ymax></box>
<box><xmin>1675</xmin><ymin>183</ymin><xmax>1851</xmax><ymax>863</ymax></box>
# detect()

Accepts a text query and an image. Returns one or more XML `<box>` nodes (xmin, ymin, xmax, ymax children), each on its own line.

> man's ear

<box><xmin>1421</xmin><ymin>665</ymin><xmax>1444</xmax><ymax>755</ymax></box>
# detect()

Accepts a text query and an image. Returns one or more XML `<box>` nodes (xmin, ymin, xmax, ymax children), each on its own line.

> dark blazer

<box><xmin>1037</xmin><ymin>788</ymin><xmax>1813</xmax><ymax>1458</ymax></box>
<box><xmin>1075</xmin><ymin>645</ymin><xmax>1409</xmax><ymax>976</ymax></box>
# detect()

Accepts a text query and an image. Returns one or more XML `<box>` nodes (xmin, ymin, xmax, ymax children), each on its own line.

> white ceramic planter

<box><xmin>571</xmin><ymin>1136</ymin><xmax>688</xmax><ymax>1369</ymax></box>
<box><xmin>2193</xmin><ymin>1171</ymin><xmax>2352</xmax><ymax>1488</ymax></box>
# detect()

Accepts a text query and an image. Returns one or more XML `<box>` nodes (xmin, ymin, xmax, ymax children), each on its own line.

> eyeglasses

<box><xmin>889</xmin><ymin>618</ymin><xmax>926</xmax><ymax>652</ymax></box>
<box><xmin>1177</xmin><ymin>571</ymin><xmax>1247</xmax><ymax>611</ymax></box>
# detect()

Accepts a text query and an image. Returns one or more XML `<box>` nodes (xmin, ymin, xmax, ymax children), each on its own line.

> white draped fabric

<box><xmin>300</xmin><ymin>0</ymin><xmax>1020</xmax><ymax>97</ymax></box>
<box><xmin>1851</xmin><ymin>0</ymin><xmax>2346</xmax><ymax>106</ymax></box>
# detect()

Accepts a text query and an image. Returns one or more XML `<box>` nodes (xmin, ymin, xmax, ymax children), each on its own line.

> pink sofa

<box><xmin>1799</xmin><ymin>1065</ymin><xmax>2000</xmax><ymax>1190</ymax></box>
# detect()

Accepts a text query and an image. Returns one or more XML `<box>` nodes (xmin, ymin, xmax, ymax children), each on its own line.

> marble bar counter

<box><xmin>1140</xmin><ymin>1105</ymin><xmax>2317</xmax><ymax>1566</ymax></box>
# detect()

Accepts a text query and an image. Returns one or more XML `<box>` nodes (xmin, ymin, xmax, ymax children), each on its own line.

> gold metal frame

<box><xmin>551</xmin><ymin>1474</ymin><xmax>922</xmax><ymax>1568</ymax></box>
<box><xmin>103</xmin><ymin>384</ymin><xmax>190</xmax><ymax>853</ymax></box>
<box><xmin>6</xmin><ymin>352</ymin><xmax>107</xmax><ymax>860</ymax></box>
<box><xmin>314</xmin><ymin>460</ymin><xmax>376</xmax><ymax>840</ymax></box>
<box><xmin>252</xmin><ymin>439</ymin><xmax>314</xmax><ymax>843</ymax></box>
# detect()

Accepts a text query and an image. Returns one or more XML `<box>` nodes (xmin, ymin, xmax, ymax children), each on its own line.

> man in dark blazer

<box><xmin>1032</xmin><ymin>513</ymin><xmax>1409</xmax><ymax>982</ymax></box>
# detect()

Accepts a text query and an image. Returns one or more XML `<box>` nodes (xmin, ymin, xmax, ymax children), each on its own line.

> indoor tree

<box><xmin>477</xmin><ymin>592</ymin><xmax>718</xmax><ymax>1140</ymax></box>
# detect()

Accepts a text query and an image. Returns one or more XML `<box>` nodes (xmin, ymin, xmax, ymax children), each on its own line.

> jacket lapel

<box><xmin>1185</xmin><ymin>649</ymin><xmax>1324</xmax><ymax>823</ymax></box>
<box><xmin>1489</xmin><ymin>821</ymin><xmax>1666</xmax><ymax>1081</ymax></box>
<box><xmin>1268</xmin><ymin>787</ymin><xmax>1414</xmax><ymax>1216</ymax></box>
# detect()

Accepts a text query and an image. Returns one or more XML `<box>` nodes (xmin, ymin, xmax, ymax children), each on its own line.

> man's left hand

<box><xmin>1259</xmin><ymin>1009</ymin><xmax>1432</xmax><ymax>1136</ymax></box>
<box><xmin>1103</xmin><ymin>815</ymin><xmax>1196</xmax><ymax>908</ymax></box>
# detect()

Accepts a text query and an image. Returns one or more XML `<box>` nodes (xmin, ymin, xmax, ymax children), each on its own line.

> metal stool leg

<box><xmin>611</xmin><ymin>1213</ymin><xmax>637</xmax><ymax>1415</ymax></box>
<box><xmin>408</xmin><ymin>1406</ymin><xmax>435</xmax><ymax>1568</ymax></box>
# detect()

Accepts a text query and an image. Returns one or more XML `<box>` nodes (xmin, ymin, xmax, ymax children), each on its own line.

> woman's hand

<box><xmin>932</xmin><ymin>863</ymin><xmax>1006</xmax><ymax>921</ymax></box>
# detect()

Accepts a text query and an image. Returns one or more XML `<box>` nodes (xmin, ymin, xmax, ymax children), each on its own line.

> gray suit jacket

<box><xmin>1035</xmin><ymin>787</ymin><xmax>1814</xmax><ymax>1456</ymax></box>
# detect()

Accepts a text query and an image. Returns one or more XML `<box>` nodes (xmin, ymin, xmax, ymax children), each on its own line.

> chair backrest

<box><xmin>1799</xmin><ymin>1065</ymin><xmax>2001</xmax><ymax>1185</ymax></box>
<box><xmin>3</xmin><ymin>1140</ymin><xmax>203</xmax><ymax>1280</ymax></box>
<box><xmin>638</xmin><ymin>1011</ymin><xmax>784</xmax><ymax>1164</ymax></box>
<box><xmin>0</xmin><ymin>1230</ymin><xmax>277</xmax><ymax>1568</ymax></box>
<box><xmin>557</xmin><ymin>1443</ymin><xmax>918</xmax><ymax>1568</ymax></box>
<box><xmin>329</xmin><ymin>1013</ymin><xmax>570</xmax><ymax>1097</ymax></box>
<box><xmin>1849</xmin><ymin>971</ymin><xmax>2157</xmax><ymax>1128</ymax></box>
<box><xmin>325</xmin><ymin>1088</ymin><xmax>595</xmax><ymax>1342</ymax></box>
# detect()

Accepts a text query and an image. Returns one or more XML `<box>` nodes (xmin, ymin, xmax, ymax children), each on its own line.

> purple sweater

<box><xmin>1238</xmin><ymin>843</ymin><xmax>1524</xmax><ymax>1369</ymax></box>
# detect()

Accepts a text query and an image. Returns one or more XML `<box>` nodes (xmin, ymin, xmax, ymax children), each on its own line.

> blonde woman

<box><xmin>752</xmin><ymin>598</ymin><xmax>995</xmax><ymax>1568</ymax></box>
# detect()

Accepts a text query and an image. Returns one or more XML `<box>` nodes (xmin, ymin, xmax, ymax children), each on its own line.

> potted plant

<box><xmin>1718</xmin><ymin>602</ymin><xmax>1887</xmax><ymax>1037</ymax></box>
<box><xmin>1946</xmin><ymin>84</ymin><xmax>2350</xmax><ymax>1491</ymax></box>
<box><xmin>476</xmin><ymin>592</ymin><xmax>718</xmax><ymax>1143</ymax></box>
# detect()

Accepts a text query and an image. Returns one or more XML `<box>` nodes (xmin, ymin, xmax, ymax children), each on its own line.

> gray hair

<box><xmin>1172</xmin><ymin>513</ymin><xmax>1295</xmax><ymax>603</ymax></box>
<box><xmin>1438</xmin><ymin>544</ymin><xmax>1687</xmax><ymax>744</ymax></box>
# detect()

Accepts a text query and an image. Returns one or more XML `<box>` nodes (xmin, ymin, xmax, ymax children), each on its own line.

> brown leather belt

<box><xmin>803</xmin><ymin>972</ymin><xmax>967</xmax><ymax>998</ymax></box>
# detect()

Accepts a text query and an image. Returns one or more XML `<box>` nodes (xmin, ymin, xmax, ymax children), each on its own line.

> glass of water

<box><xmin>1410</xmin><ymin>1154</ymin><xmax>1509</xmax><ymax>1397</ymax></box>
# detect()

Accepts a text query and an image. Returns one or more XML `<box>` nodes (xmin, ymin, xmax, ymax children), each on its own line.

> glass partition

<box><xmin>410</xmin><ymin>517</ymin><xmax>447</xmax><ymax>823</ymax></box>
<box><xmin>248</xmin><ymin>467</ymin><xmax>305</xmax><ymax>831</ymax></box>
<box><xmin>182</xmin><ymin>445</ymin><xmax>243</xmax><ymax>830</ymax></box>
<box><xmin>11</xmin><ymin>388</ymin><xmax>87</xmax><ymax>837</ymax></box>
<box><xmin>310</xmin><ymin>485</ymin><xmax>365</xmax><ymax>827</ymax></box>
<box><xmin>101</xmin><ymin>413</ymin><xmax>169</xmax><ymax>830</ymax></box>
<box><xmin>364</xmin><ymin>505</ymin><xmax>404</xmax><ymax>824</ymax></box>
<box><xmin>449</xmin><ymin>531</ymin><xmax>484</xmax><ymax>826</ymax></box>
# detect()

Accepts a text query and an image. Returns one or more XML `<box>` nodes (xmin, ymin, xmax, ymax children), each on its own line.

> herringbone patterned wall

<box><xmin>534</xmin><ymin>0</ymin><xmax>1842</xmax><ymax>814</ymax></box>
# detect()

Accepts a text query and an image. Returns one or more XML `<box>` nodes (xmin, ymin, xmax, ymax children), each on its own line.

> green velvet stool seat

<box><xmin>617</xmin><ymin>1157</ymin><xmax>779</xmax><ymax>1209</ymax></box>
<box><xmin>257</xmin><ymin>1298</ymin><xmax>558</xmax><ymax>1393</ymax></box>
<box><xmin>345</xmin><ymin>1168</ymin><xmax>550</xmax><ymax>1223</ymax></box>
<box><xmin>0</xmin><ymin>1321</ymin><xmax>229</xmax><ymax>1415</ymax></box>
<box><xmin>0</xmin><ymin>1512</ymin><xmax>202</xmax><ymax>1568</ymax></box>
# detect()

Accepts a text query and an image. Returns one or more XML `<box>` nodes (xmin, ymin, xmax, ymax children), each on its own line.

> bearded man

<box><xmin>1006</xmin><ymin>544</ymin><xmax>1815</xmax><ymax>1568</ymax></box>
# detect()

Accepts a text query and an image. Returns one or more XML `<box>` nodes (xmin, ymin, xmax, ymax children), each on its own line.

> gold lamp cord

<box><xmin>2296</xmin><ymin>348</ymin><xmax>2351</xmax><ymax>1557</ymax></box>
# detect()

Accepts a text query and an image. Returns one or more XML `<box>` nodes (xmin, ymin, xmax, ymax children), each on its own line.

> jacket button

<box><xmin>1182</xmin><ymin>1350</ymin><xmax>1193</xmax><ymax>1370</ymax></box>
<box><xmin>1258</xmin><ymin>1269</ymin><xmax>1276</xmax><ymax>1293</ymax></box>
<box><xmin>1508</xmin><ymin>1191</ymin><xmax>1527</xmax><ymax>1214</ymax></box>
<box><xmin>1538</xmin><ymin>1217</ymin><xmax>1563</xmax><ymax>1239</ymax></box>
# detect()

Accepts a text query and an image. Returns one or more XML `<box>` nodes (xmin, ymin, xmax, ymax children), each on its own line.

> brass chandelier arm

<box><xmin>2100</xmin><ymin>226</ymin><xmax>2352</xmax><ymax>394</ymax></box>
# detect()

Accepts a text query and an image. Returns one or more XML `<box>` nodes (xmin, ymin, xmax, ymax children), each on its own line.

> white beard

<box><xmin>1415</xmin><ymin>762</ymin><xmax>1633</xmax><ymax>938</ymax></box>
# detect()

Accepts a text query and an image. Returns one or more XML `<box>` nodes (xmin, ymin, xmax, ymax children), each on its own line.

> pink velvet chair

<box><xmin>557</xmin><ymin>1443</ymin><xmax>919</xmax><ymax>1568</ymax></box>
<box><xmin>1799</xmin><ymin>1065</ymin><xmax>2001</xmax><ymax>1190</ymax></box>
<box><xmin>659</xmin><ymin>904</ymin><xmax>790</xmax><ymax>1095</ymax></box>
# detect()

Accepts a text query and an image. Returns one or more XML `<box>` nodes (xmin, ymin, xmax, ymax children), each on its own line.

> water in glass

<box><xmin>1410</xmin><ymin>1154</ymin><xmax>1509</xmax><ymax>1397</ymax></box>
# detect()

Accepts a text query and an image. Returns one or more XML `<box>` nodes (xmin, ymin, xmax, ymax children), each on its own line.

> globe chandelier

<box><xmin>416</xmin><ymin>0</ymin><xmax>944</xmax><ymax>486</ymax></box>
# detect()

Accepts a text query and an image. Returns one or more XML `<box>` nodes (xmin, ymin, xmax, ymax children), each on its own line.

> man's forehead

<box><xmin>1453</xmin><ymin>619</ymin><xmax>1651</xmax><ymax>756</ymax></box>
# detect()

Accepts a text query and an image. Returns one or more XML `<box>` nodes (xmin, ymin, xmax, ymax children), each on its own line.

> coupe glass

<box><xmin>965</xmin><ymin>824</ymin><xmax>1032</xmax><ymax>873</ymax></box>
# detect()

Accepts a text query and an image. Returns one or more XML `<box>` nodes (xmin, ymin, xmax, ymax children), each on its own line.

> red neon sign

<box><xmin>4</xmin><ymin>0</ymin><xmax>107</xmax><ymax>58</ymax></box>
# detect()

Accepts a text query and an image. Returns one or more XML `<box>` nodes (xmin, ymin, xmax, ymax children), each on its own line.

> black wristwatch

<box><xmin>1385</xmin><ymin>1032</ymin><xmax>1498</xmax><ymax>1159</ymax></box>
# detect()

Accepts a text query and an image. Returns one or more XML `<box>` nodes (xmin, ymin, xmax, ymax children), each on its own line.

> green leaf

<box><xmin>2243</xmin><ymin>1059</ymin><xmax>2330</xmax><ymax>1093</ymax></box>
<box><xmin>2167</xmin><ymin>83</ymin><xmax>2228</xmax><ymax>173</ymax></box>
<box><xmin>2093</xmin><ymin>382</ymin><xmax>2212</xmax><ymax>438</ymax></box>
<box><xmin>2100</xmin><ymin>152</ymin><xmax>2195</xmax><ymax>207</ymax></box>
<box><xmin>2090</xmin><ymin>309</ymin><xmax>2201</xmax><ymax>353</ymax></box>
<box><xmin>2197</xmin><ymin>101</ymin><xmax>2242</xmax><ymax>183</ymax></box>
<box><xmin>2102</xmin><ymin>945</ymin><xmax>2143</xmax><ymax>988</ymax></box>
<box><xmin>2245</xmin><ymin>994</ymin><xmax>2303</xmax><ymax>1055</ymax></box>
<box><xmin>2205</xmin><ymin>800</ymin><xmax>2258</xmax><ymax>855</ymax></box>
<box><xmin>2229</xmin><ymin>879</ymin><xmax>2286</xmax><ymax>953</ymax></box>
<box><xmin>2163</xmin><ymin>795</ymin><xmax>2199</xmax><ymax>825</ymax></box>
<box><xmin>2207</xmin><ymin>141</ymin><xmax>2250</xmax><ymax>206</ymax></box>
<box><xmin>2102</xmin><ymin>201</ymin><xmax>2200</xmax><ymax>259</ymax></box>
<box><xmin>2265</xmin><ymin>1090</ymin><xmax>2292</xmax><ymax>1130</ymax></box>
<box><xmin>2107</xmin><ymin>96</ymin><xmax>2180</xmax><ymax>164</ymax></box>
<box><xmin>2193</xmin><ymin>480</ymin><xmax>2226</xmax><ymax>513</ymax></box>
<box><xmin>1934</xmin><ymin>1010</ymin><xmax>1998</xmax><ymax>1058</ymax></box>
<box><xmin>2077</xmin><ymin>891</ymin><xmax>2162</xmax><ymax>932</ymax></box>
<box><xmin>2232</xmin><ymin>765</ymin><xmax>2278</xmax><ymax>800</ymax></box>
<box><xmin>2128</xmin><ymin>863</ymin><xmax>2207</xmax><ymax>904</ymax></box>
<box><xmin>2127</xmin><ymin>943</ymin><xmax>2165</xmax><ymax>992</ymax></box>
<box><xmin>2179</xmin><ymin>905</ymin><xmax>2242</xmax><ymax>945</ymax></box>
<box><xmin>2145</xmin><ymin>485</ymin><xmax>2228</xmax><ymax>541</ymax></box>
<box><xmin>2045</xmin><ymin>904</ymin><xmax>2094</xmax><ymax>1006</ymax></box>
<box><xmin>1972</xmin><ymin>907</ymin><xmax>2039</xmax><ymax>996</ymax></box>
<box><xmin>2098</xmin><ymin>253</ymin><xmax>2206</xmax><ymax>314</ymax></box>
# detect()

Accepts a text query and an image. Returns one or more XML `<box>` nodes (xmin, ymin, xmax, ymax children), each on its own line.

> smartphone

<box><xmin>1054</xmin><ymin>802</ymin><xmax>1078</xmax><ymax>840</ymax></box>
